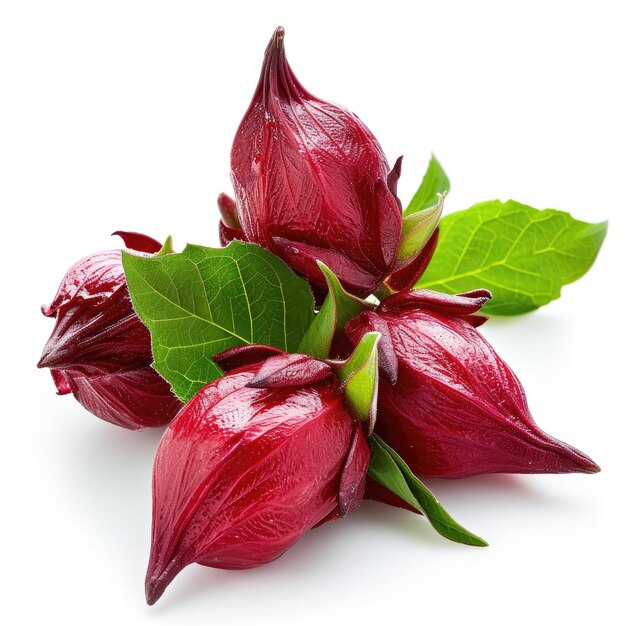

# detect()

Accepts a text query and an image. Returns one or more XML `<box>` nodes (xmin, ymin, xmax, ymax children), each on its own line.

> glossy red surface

<box><xmin>216</xmin><ymin>192</ymin><xmax>240</xmax><ymax>228</ymax></box>
<box><xmin>111</xmin><ymin>231</ymin><xmax>163</xmax><ymax>254</ymax></box>
<box><xmin>229</xmin><ymin>27</ymin><xmax>402</xmax><ymax>297</ymax></box>
<box><xmin>346</xmin><ymin>290</ymin><xmax>599</xmax><ymax>478</ymax></box>
<box><xmin>217</xmin><ymin>193</ymin><xmax>246</xmax><ymax>246</ymax></box>
<box><xmin>38</xmin><ymin>240</ymin><xmax>183</xmax><ymax>429</ymax></box>
<box><xmin>384</xmin><ymin>228</ymin><xmax>440</xmax><ymax>292</ymax></box>
<box><xmin>57</xmin><ymin>366</ymin><xmax>183</xmax><ymax>430</ymax></box>
<box><xmin>40</xmin><ymin>249</ymin><xmax>125</xmax><ymax>318</ymax></box>
<box><xmin>248</xmin><ymin>353</ymin><xmax>333</xmax><ymax>388</ymax></box>
<box><xmin>145</xmin><ymin>359</ymin><xmax>368</xmax><ymax>605</ymax></box>
<box><xmin>213</xmin><ymin>344</ymin><xmax>285</xmax><ymax>372</ymax></box>
<box><xmin>39</xmin><ymin>282</ymin><xmax>151</xmax><ymax>376</ymax></box>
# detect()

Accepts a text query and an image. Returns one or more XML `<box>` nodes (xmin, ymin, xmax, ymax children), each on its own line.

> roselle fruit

<box><xmin>37</xmin><ymin>232</ymin><xmax>183</xmax><ymax>429</ymax></box>
<box><xmin>226</xmin><ymin>27</ymin><xmax>402</xmax><ymax>297</ymax></box>
<box><xmin>145</xmin><ymin>347</ymin><xmax>369</xmax><ymax>605</ymax></box>
<box><xmin>344</xmin><ymin>289</ymin><xmax>600</xmax><ymax>479</ymax></box>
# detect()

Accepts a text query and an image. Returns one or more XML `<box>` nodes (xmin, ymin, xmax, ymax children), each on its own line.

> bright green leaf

<box><xmin>404</xmin><ymin>154</ymin><xmax>450</xmax><ymax>217</ymax></box>
<box><xmin>368</xmin><ymin>434</ymin><xmax>488</xmax><ymax>547</ymax></box>
<box><xmin>417</xmin><ymin>200</ymin><xmax>607</xmax><ymax>315</ymax></box>
<box><xmin>122</xmin><ymin>240</ymin><xmax>315</xmax><ymax>402</ymax></box>
<box><xmin>298</xmin><ymin>261</ymin><xmax>368</xmax><ymax>359</ymax></box>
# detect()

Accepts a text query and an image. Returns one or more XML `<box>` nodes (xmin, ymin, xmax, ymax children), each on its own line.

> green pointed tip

<box><xmin>471</xmin><ymin>536</ymin><xmax>489</xmax><ymax>548</ymax></box>
<box><xmin>298</xmin><ymin>261</ymin><xmax>368</xmax><ymax>359</ymax></box>
<box><xmin>367</xmin><ymin>434</ymin><xmax>488</xmax><ymax>547</ymax></box>
<box><xmin>337</xmin><ymin>332</ymin><xmax>380</xmax><ymax>383</ymax></box>
<box><xmin>404</xmin><ymin>154</ymin><xmax>450</xmax><ymax>217</ymax></box>
<box><xmin>316</xmin><ymin>259</ymin><xmax>332</xmax><ymax>275</ymax></box>
<box><xmin>337</xmin><ymin>332</ymin><xmax>380</xmax><ymax>426</ymax></box>
<box><xmin>397</xmin><ymin>193</ymin><xmax>445</xmax><ymax>262</ymax></box>
<box><xmin>316</xmin><ymin>260</ymin><xmax>344</xmax><ymax>299</ymax></box>
<box><xmin>592</xmin><ymin>219</ymin><xmax>609</xmax><ymax>237</ymax></box>
<box><xmin>316</xmin><ymin>261</ymin><xmax>367</xmax><ymax>308</ymax></box>
<box><xmin>155</xmin><ymin>235</ymin><xmax>175</xmax><ymax>256</ymax></box>
<box><xmin>429</xmin><ymin>154</ymin><xmax>447</xmax><ymax>183</ymax></box>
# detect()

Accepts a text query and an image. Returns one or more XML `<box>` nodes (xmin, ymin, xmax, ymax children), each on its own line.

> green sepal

<box><xmin>155</xmin><ymin>235</ymin><xmax>175</xmax><ymax>257</ymax></box>
<box><xmin>298</xmin><ymin>261</ymin><xmax>368</xmax><ymax>359</ymax></box>
<box><xmin>396</xmin><ymin>192</ymin><xmax>445</xmax><ymax>263</ymax></box>
<box><xmin>336</xmin><ymin>332</ymin><xmax>380</xmax><ymax>434</ymax></box>
<box><xmin>404</xmin><ymin>154</ymin><xmax>450</xmax><ymax>217</ymax></box>
<box><xmin>368</xmin><ymin>434</ymin><xmax>488</xmax><ymax>547</ymax></box>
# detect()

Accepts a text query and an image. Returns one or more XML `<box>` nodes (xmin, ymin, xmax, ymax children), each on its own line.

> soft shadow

<box><xmin>480</xmin><ymin>311</ymin><xmax>537</xmax><ymax>328</ymax></box>
<box><xmin>146</xmin><ymin>498</ymin><xmax>469</xmax><ymax>612</ymax></box>
<box><xmin>147</xmin><ymin>516</ymin><xmax>362</xmax><ymax>612</ymax></box>
<box><xmin>481</xmin><ymin>309</ymin><xmax>566</xmax><ymax>337</ymax></box>
<box><xmin>145</xmin><ymin>567</ymin><xmax>232</xmax><ymax>615</ymax></box>
<box><xmin>67</xmin><ymin>420</ymin><xmax>165</xmax><ymax>486</ymax></box>
<box><xmin>138</xmin><ymin>469</ymin><xmax>580</xmax><ymax>613</ymax></box>
<box><xmin>59</xmin><ymin>416</ymin><xmax>167</xmax><ymax>590</ymax></box>
<box><xmin>59</xmin><ymin>404</ymin><xmax>582</xmax><ymax>613</ymax></box>
<box><xmin>353</xmin><ymin>500</ymin><xmax>458</xmax><ymax>544</ymax></box>
<box><xmin>421</xmin><ymin>473</ymin><xmax>536</xmax><ymax>498</ymax></box>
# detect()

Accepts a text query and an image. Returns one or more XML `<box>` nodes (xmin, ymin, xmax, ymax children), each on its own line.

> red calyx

<box><xmin>344</xmin><ymin>290</ymin><xmax>599</xmax><ymax>478</ymax></box>
<box><xmin>217</xmin><ymin>193</ymin><xmax>247</xmax><ymax>247</ymax></box>
<box><xmin>111</xmin><ymin>231</ymin><xmax>163</xmax><ymax>254</ymax></box>
<box><xmin>145</xmin><ymin>354</ymin><xmax>369</xmax><ymax>605</ymax></box>
<box><xmin>228</xmin><ymin>27</ymin><xmax>402</xmax><ymax>297</ymax></box>
<box><xmin>37</xmin><ymin>234</ymin><xmax>183</xmax><ymax>429</ymax></box>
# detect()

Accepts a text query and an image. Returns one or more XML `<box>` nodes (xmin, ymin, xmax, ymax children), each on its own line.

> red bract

<box><xmin>37</xmin><ymin>232</ymin><xmax>183</xmax><ymax>429</ymax></box>
<box><xmin>383</xmin><ymin>228</ymin><xmax>440</xmax><ymax>293</ymax></box>
<box><xmin>217</xmin><ymin>192</ymin><xmax>245</xmax><ymax>247</ymax></box>
<box><xmin>227</xmin><ymin>27</ymin><xmax>402</xmax><ymax>297</ymax></box>
<box><xmin>145</xmin><ymin>349</ymin><xmax>369</xmax><ymax>605</ymax></box>
<box><xmin>344</xmin><ymin>289</ymin><xmax>600</xmax><ymax>479</ymax></box>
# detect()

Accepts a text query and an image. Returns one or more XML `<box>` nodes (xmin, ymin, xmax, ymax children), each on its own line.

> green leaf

<box><xmin>336</xmin><ymin>332</ymin><xmax>379</xmax><ymax>432</ymax></box>
<box><xmin>298</xmin><ymin>261</ymin><xmax>368</xmax><ymax>359</ymax></box>
<box><xmin>417</xmin><ymin>200</ymin><xmax>608</xmax><ymax>315</ymax></box>
<box><xmin>368</xmin><ymin>434</ymin><xmax>488</xmax><ymax>547</ymax></box>
<box><xmin>404</xmin><ymin>154</ymin><xmax>450</xmax><ymax>217</ymax></box>
<box><xmin>122</xmin><ymin>240</ymin><xmax>315</xmax><ymax>402</ymax></box>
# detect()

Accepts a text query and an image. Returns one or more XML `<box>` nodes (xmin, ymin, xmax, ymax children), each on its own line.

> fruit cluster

<box><xmin>38</xmin><ymin>27</ymin><xmax>605</xmax><ymax>605</ymax></box>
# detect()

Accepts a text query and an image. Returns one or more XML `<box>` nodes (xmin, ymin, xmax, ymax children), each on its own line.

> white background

<box><xmin>1</xmin><ymin>1</ymin><xmax>624</xmax><ymax>624</ymax></box>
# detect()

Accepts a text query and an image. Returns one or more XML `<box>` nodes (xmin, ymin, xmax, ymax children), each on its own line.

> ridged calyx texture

<box><xmin>344</xmin><ymin>289</ymin><xmax>599</xmax><ymax>479</ymax></box>
<box><xmin>227</xmin><ymin>27</ymin><xmax>403</xmax><ymax>297</ymax></box>
<box><xmin>37</xmin><ymin>232</ymin><xmax>183</xmax><ymax>429</ymax></box>
<box><xmin>145</xmin><ymin>347</ymin><xmax>369</xmax><ymax>605</ymax></box>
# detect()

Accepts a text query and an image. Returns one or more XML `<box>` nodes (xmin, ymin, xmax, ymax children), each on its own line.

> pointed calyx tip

<box><xmin>145</xmin><ymin>575</ymin><xmax>166</xmax><ymax>606</ymax></box>
<box><xmin>580</xmin><ymin>456</ymin><xmax>601</xmax><ymax>474</ymax></box>
<box><xmin>145</xmin><ymin>584</ymin><xmax>158</xmax><ymax>606</ymax></box>
<box><xmin>272</xmin><ymin>26</ymin><xmax>285</xmax><ymax>49</ymax></box>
